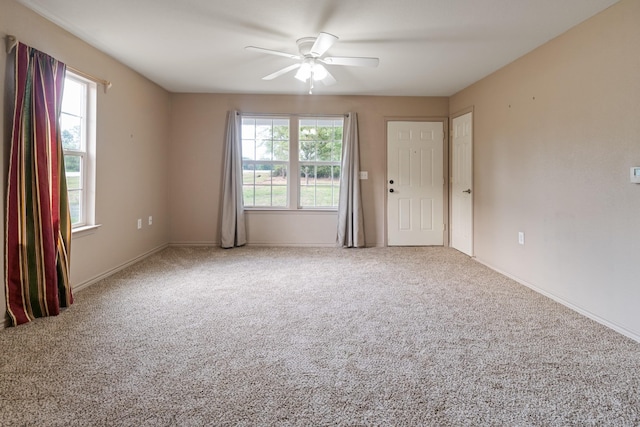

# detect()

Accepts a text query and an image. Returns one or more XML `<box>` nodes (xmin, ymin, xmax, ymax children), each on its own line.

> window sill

<box><xmin>72</xmin><ymin>224</ymin><xmax>102</xmax><ymax>238</ymax></box>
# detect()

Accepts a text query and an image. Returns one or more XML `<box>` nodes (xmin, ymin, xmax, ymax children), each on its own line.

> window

<box><xmin>60</xmin><ymin>72</ymin><xmax>97</xmax><ymax>229</ymax></box>
<box><xmin>241</xmin><ymin>115</ymin><xmax>343</xmax><ymax>210</ymax></box>
<box><xmin>299</xmin><ymin>118</ymin><xmax>342</xmax><ymax>208</ymax></box>
<box><xmin>241</xmin><ymin>118</ymin><xmax>290</xmax><ymax>207</ymax></box>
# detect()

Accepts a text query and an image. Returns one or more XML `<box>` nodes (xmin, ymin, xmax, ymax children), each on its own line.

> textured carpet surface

<box><xmin>1</xmin><ymin>246</ymin><xmax>639</xmax><ymax>426</ymax></box>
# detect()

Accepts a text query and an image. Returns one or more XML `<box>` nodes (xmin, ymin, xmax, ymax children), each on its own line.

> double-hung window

<box><xmin>241</xmin><ymin>115</ymin><xmax>343</xmax><ymax>210</ymax></box>
<box><xmin>60</xmin><ymin>72</ymin><xmax>97</xmax><ymax>230</ymax></box>
<box><xmin>241</xmin><ymin>117</ymin><xmax>290</xmax><ymax>207</ymax></box>
<box><xmin>298</xmin><ymin>118</ymin><xmax>343</xmax><ymax>208</ymax></box>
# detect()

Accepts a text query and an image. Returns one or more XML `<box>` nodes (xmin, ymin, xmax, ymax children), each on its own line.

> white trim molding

<box><xmin>473</xmin><ymin>257</ymin><xmax>640</xmax><ymax>344</ymax></box>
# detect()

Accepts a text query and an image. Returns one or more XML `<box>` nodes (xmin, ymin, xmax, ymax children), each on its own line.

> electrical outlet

<box><xmin>518</xmin><ymin>231</ymin><xmax>525</xmax><ymax>245</ymax></box>
<box><xmin>148</xmin><ymin>216</ymin><xmax>153</xmax><ymax>226</ymax></box>
<box><xmin>359</xmin><ymin>171</ymin><xmax>368</xmax><ymax>180</ymax></box>
<box><xmin>137</xmin><ymin>219</ymin><xmax>142</xmax><ymax>230</ymax></box>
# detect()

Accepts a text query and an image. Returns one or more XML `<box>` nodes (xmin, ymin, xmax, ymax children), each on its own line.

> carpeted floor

<box><xmin>1</xmin><ymin>246</ymin><xmax>639</xmax><ymax>426</ymax></box>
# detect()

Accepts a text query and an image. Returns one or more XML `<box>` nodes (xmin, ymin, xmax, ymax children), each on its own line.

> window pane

<box><xmin>317</xmin><ymin>141</ymin><xmax>332</xmax><ymax>161</ymax></box>
<box><xmin>299</xmin><ymin>163</ymin><xmax>316</xmax><ymax>207</ymax></box>
<box><xmin>60</xmin><ymin>113</ymin><xmax>82</xmax><ymax>150</ymax></box>
<box><xmin>242</xmin><ymin>185</ymin><xmax>255</xmax><ymax>207</ymax></box>
<box><xmin>315</xmin><ymin>183</ymin><xmax>334</xmax><ymax>206</ymax></box>
<box><xmin>299</xmin><ymin>185</ymin><xmax>316</xmax><ymax>207</ymax></box>
<box><xmin>253</xmin><ymin>182</ymin><xmax>273</xmax><ymax>207</ymax></box>
<box><xmin>334</xmin><ymin>120</ymin><xmax>344</xmax><ymax>140</ymax></box>
<box><xmin>256</xmin><ymin>119</ymin><xmax>273</xmax><ymax>139</ymax></box>
<box><xmin>257</xmin><ymin>139</ymin><xmax>272</xmax><ymax>160</ymax></box>
<box><xmin>273</xmin><ymin>139</ymin><xmax>289</xmax><ymax>161</ymax></box>
<box><xmin>242</xmin><ymin>165</ymin><xmax>256</xmax><ymax>182</ymax></box>
<box><xmin>273</xmin><ymin>120</ymin><xmax>289</xmax><ymax>140</ymax></box>
<box><xmin>299</xmin><ymin>122</ymin><xmax>316</xmax><ymax>141</ymax></box>
<box><xmin>242</xmin><ymin>164</ymin><xmax>287</xmax><ymax>207</ymax></box>
<box><xmin>61</xmin><ymin>79</ymin><xmax>84</xmax><ymax>116</ymax></box>
<box><xmin>64</xmin><ymin>155</ymin><xmax>82</xmax><ymax>191</ymax></box>
<box><xmin>299</xmin><ymin>164</ymin><xmax>340</xmax><ymax>208</ymax></box>
<box><xmin>332</xmin><ymin>165</ymin><xmax>341</xmax><ymax>181</ymax></box>
<box><xmin>273</xmin><ymin>123</ymin><xmax>289</xmax><ymax>160</ymax></box>
<box><xmin>299</xmin><ymin>140</ymin><xmax>316</xmax><ymax>161</ymax></box>
<box><xmin>242</xmin><ymin>120</ymin><xmax>256</xmax><ymax>137</ymax></box>
<box><xmin>271</xmin><ymin>183</ymin><xmax>287</xmax><ymax>206</ymax></box>
<box><xmin>68</xmin><ymin>189</ymin><xmax>82</xmax><ymax>225</ymax></box>
<box><xmin>332</xmin><ymin>140</ymin><xmax>343</xmax><ymax>162</ymax></box>
<box><xmin>300</xmin><ymin>164</ymin><xmax>316</xmax><ymax>181</ymax></box>
<box><xmin>242</xmin><ymin>139</ymin><xmax>255</xmax><ymax>161</ymax></box>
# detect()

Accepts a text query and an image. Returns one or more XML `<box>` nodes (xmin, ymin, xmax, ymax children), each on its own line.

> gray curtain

<box><xmin>337</xmin><ymin>112</ymin><xmax>365</xmax><ymax>247</ymax></box>
<box><xmin>220</xmin><ymin>110</ymin><xmax>247</xmax><ymax>248</ymax></box>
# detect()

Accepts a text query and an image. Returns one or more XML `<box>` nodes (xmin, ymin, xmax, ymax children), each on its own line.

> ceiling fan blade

<box><xmin>321</xmin><ymin>56</ymin><xmax>379</xmax><ymax>67</ymax></box>
<box><xmin>245</xmin><ymin>46</ymin><xmax>301</xmax><ymax>60</ymax></box>
<box><xmin>262</xmin><ymin>63</ymin><xmax>301</xmax><ymax>80</ymax></box>
<box><xmin>321</xmin><ymin>69</ymin><xmax>336</xmax><ymax>86</ymax></box>
<box><xmin>310</xmin><ymin>32</ymin><xmax>338</xmax><ymax>57</ymax></box>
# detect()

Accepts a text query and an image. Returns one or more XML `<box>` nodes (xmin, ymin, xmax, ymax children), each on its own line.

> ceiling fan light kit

<box><xmin>245</xmin><ymin>32</ymin><xmax>379</xmax><ymax>94</ymax></box>
<box><xmin>294</xmin><ymin>59</ymin><xmax>327</xmax><ymax>81</ymax></box>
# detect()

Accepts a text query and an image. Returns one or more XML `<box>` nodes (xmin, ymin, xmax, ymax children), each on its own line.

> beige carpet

<box><xmin>1</xmin><ymin>246</ymin><xmax>639</xmax><ymax>426</ymax></box>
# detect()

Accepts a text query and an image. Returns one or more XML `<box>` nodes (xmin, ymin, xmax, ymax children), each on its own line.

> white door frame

<box><xmin>385</xmin><ymin>117</ymin><xmax>449</xmax><ymax>247</ymax></box>
<box><xmin>450</xmin><ymin>109</ymin><xmax>474</xmax><ymax>256</ymax></box>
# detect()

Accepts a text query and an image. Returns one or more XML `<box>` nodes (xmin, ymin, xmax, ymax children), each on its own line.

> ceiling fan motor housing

<box><xmin>296</xmin><ymin>37</ymin><xmax>318</xmax><ymax>57</ymax></box>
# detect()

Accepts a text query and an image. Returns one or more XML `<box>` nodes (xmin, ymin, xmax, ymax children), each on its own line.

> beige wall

<box><xmin>1</xmin><ymin>0</ymin><xmax>171</xmax><ymax>323</ymax></box>
<box><xmin>169</xmin><ymin>94</ymin><xmax>449</xmax><ymax>247</ymax></box>
<box><xmin>450</xmin><ymin>0</ymin><xmax>640</xmax><ymax>338</ymax></box>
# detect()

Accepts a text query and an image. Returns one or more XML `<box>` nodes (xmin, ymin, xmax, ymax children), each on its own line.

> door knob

<box><xmin>389</xmin><ymin>189</ymin><xmax>394</xmax><ymax>193</ymax></box>
<box><xmin>463</xmin><ymin>189</ymin><xmax>471</xmax><ymax>194</ymax></box>
<box><xmin>389</xmin><ymin>179</ymin><xmax>394</xmax><ymax>184</ymax></box>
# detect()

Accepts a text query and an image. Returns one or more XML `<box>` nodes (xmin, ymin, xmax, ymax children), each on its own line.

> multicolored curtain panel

<box><xmin>5</xmin><ymin>43</ymin><xmax>73</xmax><ymax>326</ymax></box>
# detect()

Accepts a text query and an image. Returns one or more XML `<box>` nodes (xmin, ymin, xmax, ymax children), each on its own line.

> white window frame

<box><xmin>241</xmin><ymin>116</ymin><xmax>291</xmax><ymax>208</ymax></box>
<box><xmin>298</xmin><ymin>117</ymin><xmax>343</xmax><ymax>209</ymax></box>
<box><xmin>241</xmin><ymin>114</ymin><xmax>344</xmax><ymax>211</ymax></box>
<box><xmin>61</xmin><ymin>72</ymin><xmax>98</xmax><ymax>234</ymax></box>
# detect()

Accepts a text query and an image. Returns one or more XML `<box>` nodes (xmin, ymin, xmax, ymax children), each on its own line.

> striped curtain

<box><xmin>5</xmin><ymin>43</ymin><xmax>73</xmax><ymax>326</ymax></box>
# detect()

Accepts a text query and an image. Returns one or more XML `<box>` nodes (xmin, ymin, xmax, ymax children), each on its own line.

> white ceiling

<box><xmin>18</xmin><ymin>0</ymin><xmax>619</xmax><ymax>96</ymax></box>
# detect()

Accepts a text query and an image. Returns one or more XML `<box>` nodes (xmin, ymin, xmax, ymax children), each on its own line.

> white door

<box><xmin>387</xmin><ymin>121</ymin><xmax>444</xmax><ymax>246</ymax></box>
<box><xmin>451</xmin><ymin>112</ymin><xmax>473</xmax><ymax>256</ymax></box>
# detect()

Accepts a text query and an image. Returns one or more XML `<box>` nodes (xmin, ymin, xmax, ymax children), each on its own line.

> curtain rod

<box><xmin>238</xmin><ymin>112</ymin><xmax>348</xmax><ymax>118</ymax></box>
<box><xmin>66</xmin><ymin>65</ymin><xmax>112</xmax><ymax>93</ymax></box>
<box><xmin>6</xmin><ymin>35</ymin><xmax>112</xmax><ymax>93</ymax></box>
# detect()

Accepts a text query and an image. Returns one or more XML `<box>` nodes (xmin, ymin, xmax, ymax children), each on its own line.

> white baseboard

<box><xmin>473</xmin><ymin>257</ymin><xmax>640</xmax><ymax>344</ymax></box>
<box><xmin>168</xmin><ymin>241</ymin><xmax>217</xmax><ymax>247</ymax></box>
<box><xmin>247</xmin><ymin>242</ymin><xmax>338</xmax><ymax>248</ymax></box>
<box><xmin>169</xmin><ymin>241</ymin><xmax>340</xmax><ymax>248</ymax></box>
<box><xmin>73</xmin><ymin>243</ymin><xmax>169</xmax><ymax>292</ymax></box>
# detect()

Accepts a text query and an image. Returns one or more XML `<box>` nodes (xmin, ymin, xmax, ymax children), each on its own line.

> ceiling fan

<box><xmin>245</xmin><ymin>32</ymin><xmax>379</xmax><ymax>94</ymax></box>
